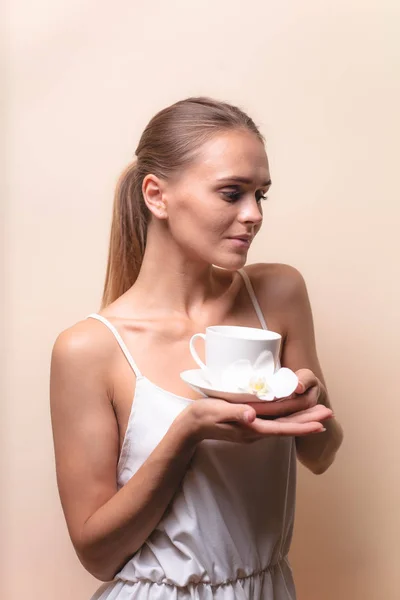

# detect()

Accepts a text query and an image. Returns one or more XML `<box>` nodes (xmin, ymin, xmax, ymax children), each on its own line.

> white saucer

<box><xmin>180</xmin><ymin>368</ymin><xmax>281</xmax><ymax>403</ymax></box>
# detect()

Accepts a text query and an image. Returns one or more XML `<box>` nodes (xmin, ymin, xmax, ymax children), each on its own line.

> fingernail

<box><xmin>243</xmin><ymin>411</ymin><xmax>251</xmax><ymax>423</ymax></box>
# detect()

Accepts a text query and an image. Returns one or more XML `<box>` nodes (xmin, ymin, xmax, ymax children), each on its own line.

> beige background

<box><xmin>4</xmin><ymin>1</ymin><xmax>399</xmax><ymax>599</ymax></box>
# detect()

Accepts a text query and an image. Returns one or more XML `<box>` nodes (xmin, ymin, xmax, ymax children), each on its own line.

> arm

<box><xmin>278</xmin><ymin>266</ymin><xmax>344</xmax><ymax>474</ymax></box>
<box><xmin>50</xmin><ymin>324</ymin><xmax>198</xmax><ymax>582</ymax></box>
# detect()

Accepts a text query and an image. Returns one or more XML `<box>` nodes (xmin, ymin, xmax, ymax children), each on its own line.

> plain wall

<box><xmin>4</xmin><ymin>1</ymin><xmax>400</xmax><ymax>598</ymax></box>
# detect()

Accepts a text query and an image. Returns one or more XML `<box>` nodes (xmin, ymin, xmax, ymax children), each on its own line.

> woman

<box><xmin>50</xmin><ymin>97</ymin><xmax>343</xmax><ymax>599</ymax></box>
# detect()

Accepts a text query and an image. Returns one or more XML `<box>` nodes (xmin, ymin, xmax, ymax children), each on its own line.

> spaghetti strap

<box><xmin>86</xmin><ymin>313</ymin><xmax>142</xmax><ymax>378</ymax></box>
<box><xmin>237</xmin><ymin>268</ymin><xmax>268</xmax><ymax>330</ymax></box>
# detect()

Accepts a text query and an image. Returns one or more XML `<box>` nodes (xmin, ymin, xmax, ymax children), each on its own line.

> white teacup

<box><xmin>189</xmin><ymin>325</ymin><xmax>281</xmax><ymax>385</ymax></box>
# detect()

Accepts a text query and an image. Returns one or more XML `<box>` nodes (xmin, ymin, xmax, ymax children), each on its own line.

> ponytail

<box><xmin>101</xmin><ymin>160</ymin><xmax>149</xmax><ymax>308</ymax></box>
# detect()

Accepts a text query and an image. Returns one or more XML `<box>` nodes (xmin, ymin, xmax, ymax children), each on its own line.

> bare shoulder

<box><xmin>52</xmin><ymin>317</ymin><xmax>115</xmax><ymax>369</ymax></box>
<box><xmin>245</xmin><ymin>262</ymin><xmax>307</xmax><ymax>305</ymax></box>
<box><xmin>50</xmin><ymin>319</ymin><xmax>118</xmax><ymax>408</ymax></box>
<box><xmin>244</xmin><ymin>262</ymin><xmax>313</xmax><ymax>345</ymax></box>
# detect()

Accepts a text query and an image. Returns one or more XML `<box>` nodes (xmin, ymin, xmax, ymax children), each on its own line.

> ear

<box><xmin>142</xmin><ymin>174</ymin><xmax>168</xmax><ymax>220</ymax></box>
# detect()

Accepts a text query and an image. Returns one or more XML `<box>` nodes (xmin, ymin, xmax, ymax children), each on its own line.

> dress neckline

<box><xmin>140</xmin><ymin>374</ymin><xmax>198</xmax><ymax>403</ymax></box>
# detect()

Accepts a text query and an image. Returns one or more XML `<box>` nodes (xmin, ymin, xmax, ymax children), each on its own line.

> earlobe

<box><xmin>142</xmin><ymin>174</ymin><xmax>168</xmax><ymax>220</ymax></box>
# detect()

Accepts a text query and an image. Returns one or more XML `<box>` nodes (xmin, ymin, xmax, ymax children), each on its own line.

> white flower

<box><xmin>216</xmin><ymin>350</ymin><xmax>298</xmax><ymax>401</ymax></box>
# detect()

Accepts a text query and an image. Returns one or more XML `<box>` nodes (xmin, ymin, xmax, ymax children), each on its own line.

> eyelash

<box><xmin>222</xmin><ymin>191</ymin><xmax>269</xmax><ymax>203</ymax></box>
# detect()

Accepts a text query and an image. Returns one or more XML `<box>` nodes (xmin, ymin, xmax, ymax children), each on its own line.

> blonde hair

<box><xmin>101</xmin><ymin>97</ymin><xmax>264</xmax><ymax>308</ymax></box>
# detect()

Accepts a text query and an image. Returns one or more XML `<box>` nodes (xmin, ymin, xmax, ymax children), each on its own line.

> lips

<box><xmin>228</xmin><ymin>237</ymin><xmax>252</xmax><ymax>249</ymax></box>
<box><xmin>229</xmin><ymin>234</ymin><xmax>253</xmax><ymax>242</ymax></box>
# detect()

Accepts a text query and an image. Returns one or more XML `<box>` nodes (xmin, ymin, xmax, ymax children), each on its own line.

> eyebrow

<box><xmin>216</xmin><ymin>176</ymin><xmax>272</xmax><ymax>187</ymax></box>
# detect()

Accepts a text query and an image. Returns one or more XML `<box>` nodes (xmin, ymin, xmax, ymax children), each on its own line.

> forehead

<box><xmin>189</xmin><ymin>129</ymin><xmax>270</xmax><ymax>184</ymax></box>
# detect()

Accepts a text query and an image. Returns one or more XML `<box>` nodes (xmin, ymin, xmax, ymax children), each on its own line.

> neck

<box><xmin>127</xmin><ymin>230</ymin><xmax>238</xmax><ymax>319</ymax></box>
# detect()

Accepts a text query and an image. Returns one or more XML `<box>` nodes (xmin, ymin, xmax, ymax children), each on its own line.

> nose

<box><xmin>237</xmin><ymin>196</ymin><xmax>263</xmax><ymax>226</ymax></box>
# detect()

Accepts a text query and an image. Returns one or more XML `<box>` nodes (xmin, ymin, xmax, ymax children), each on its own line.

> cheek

<box><xmin>171</xmin><ymin>192</ymin><xmax>230</xmax><ymax>235</ymax></box>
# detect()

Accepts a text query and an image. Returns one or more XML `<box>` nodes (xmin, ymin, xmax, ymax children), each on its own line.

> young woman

<box><xmin>50</xmin><ymin>97</ymin><xmax>343</xmax><ymax>599</ymax></box>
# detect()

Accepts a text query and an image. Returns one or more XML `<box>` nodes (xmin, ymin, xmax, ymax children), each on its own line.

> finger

<box><xmin>276</xmin><ymin>405</ymin><xmax>333</xmax><ymax>424</ymax></box>
<box><xmin>247</xmin><ymin>418</ymin><xmax>325</xmax><ymax>437</ymax></box>
<box><xmin>245</xmin><ymin>394</ymin><xmax>317</xmax><ymax>418</ymax></box>
<box><xmin>295</xmin><ymin>368</ymin><xmax>318</xmax><ymax>393</ymax></box>
<box><xmin>211</xmin><ymin>400</ymin><xmax>257</xmax><ymax>424</ymax></box>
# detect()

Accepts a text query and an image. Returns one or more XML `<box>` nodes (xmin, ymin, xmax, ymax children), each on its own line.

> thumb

<box><xmin>240</xmin><ymin>405</ymin><xmax>256</xmax><ymax>423</ymax></box>
<box><xmin>295</xmin><ymin>381</ymin><xmax>306</xmax><ymax>394</ymax></box>
<box><xmin>212</xmin><ymin>399</ymin><xmax>256</xmax><ymax>424</ymax></box>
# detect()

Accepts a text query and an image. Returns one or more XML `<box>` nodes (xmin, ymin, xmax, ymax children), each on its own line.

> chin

<box><xmin>212</xmin><ymin>254</ymin><xmax>248</xmax><ymax>271</ymax></box>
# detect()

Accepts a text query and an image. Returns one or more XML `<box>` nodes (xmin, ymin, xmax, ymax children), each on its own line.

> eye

<box><xmin>222</xmin><ymin>189</ymin><xmax>242</xmax><ymax>202</ymax></box>
<box><xmin>256</xmin><ymin>193</ymin><xmax>269</xmax><ymax>203</ymax></box>
<box><xmin>221</xmin><ymin>187</ymin><xmax>269</xmax><ymax>204</ymax></box>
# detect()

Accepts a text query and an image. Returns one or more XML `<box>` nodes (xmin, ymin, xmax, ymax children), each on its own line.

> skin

<box><xmin>50</xmin><ymin>128</ymin><xmax>343</xmax><ymax>582</ymax></box>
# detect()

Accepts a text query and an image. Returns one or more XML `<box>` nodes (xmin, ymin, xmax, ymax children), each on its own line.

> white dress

<box><xmin>88</xmin><ymin>268</ymin><xmax>297</xmax><ymax>600</ymax></box>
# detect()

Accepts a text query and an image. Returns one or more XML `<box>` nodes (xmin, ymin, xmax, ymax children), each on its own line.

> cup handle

<box><xmin>189</xmin><ymin>333</ymin><xmax>207</xmax><ymax>370</ymax></box>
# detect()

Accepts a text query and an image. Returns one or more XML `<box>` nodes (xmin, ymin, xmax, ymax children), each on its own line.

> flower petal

<box><xmin>267</xmin><ymin>368</ymin><xmax>299</xmax><ymax>399</ymax></box>
<box><xmin>253</xmin><ymin>350</ymin><xmax>275</xmax><ymax>375</ymax></box>
<box><xmin>219</xmin><ymin>359</ymin><xmax>253</xmax><ymax>391</ymax></box>
<box><xmin>248</xmin><ymin>375</ymin><xmax>271</xmax><ymax>395</ymax></box>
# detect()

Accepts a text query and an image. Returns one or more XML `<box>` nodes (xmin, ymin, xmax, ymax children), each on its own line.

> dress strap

<box><xmin>86</xmin><ymin>313</ymin><xmax>142</xmax><ymax>378</ymax></box>
<box><xmin>237</xmin><ymin>268</ymin><xmax>268</xmax><ymax>330</ymax></box>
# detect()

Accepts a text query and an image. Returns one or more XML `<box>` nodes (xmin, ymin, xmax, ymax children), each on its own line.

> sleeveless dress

<box><xmin>87</xmin><ymin>268</ymin><xmax>297</xmax><ymax>600</ymax></box>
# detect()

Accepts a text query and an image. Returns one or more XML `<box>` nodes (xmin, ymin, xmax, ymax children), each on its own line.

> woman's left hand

<box><xmin>291</xmin><ymin>368</ymin><xmax>322</xmax><ymax>404</ymax></box>
<box><xmin>246</xmin><ymin>368</ymin><xmax>332</xmax><ymax>425</ymax></box>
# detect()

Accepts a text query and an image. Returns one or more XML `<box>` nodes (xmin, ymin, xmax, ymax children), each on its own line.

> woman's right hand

<box><xmin>178</xmin><ymin>396</ymin><xmax>332</xmax><ymax>445</ymax></box>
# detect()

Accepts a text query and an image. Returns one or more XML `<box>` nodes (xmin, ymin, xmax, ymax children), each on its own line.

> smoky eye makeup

<box><xmin>221</xmin><ymin>187</ymin><xmax>242</xmax><ymax>202</ymax></box>
<box><xmin>256</xmin><ymin>191</ymin><xmax>269</xmax><ymax>202</ymax></box>
<box><xmin>220</xmin><ymin>186</ymin><xmax>270</xmax><ymax>203</ymax></box>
